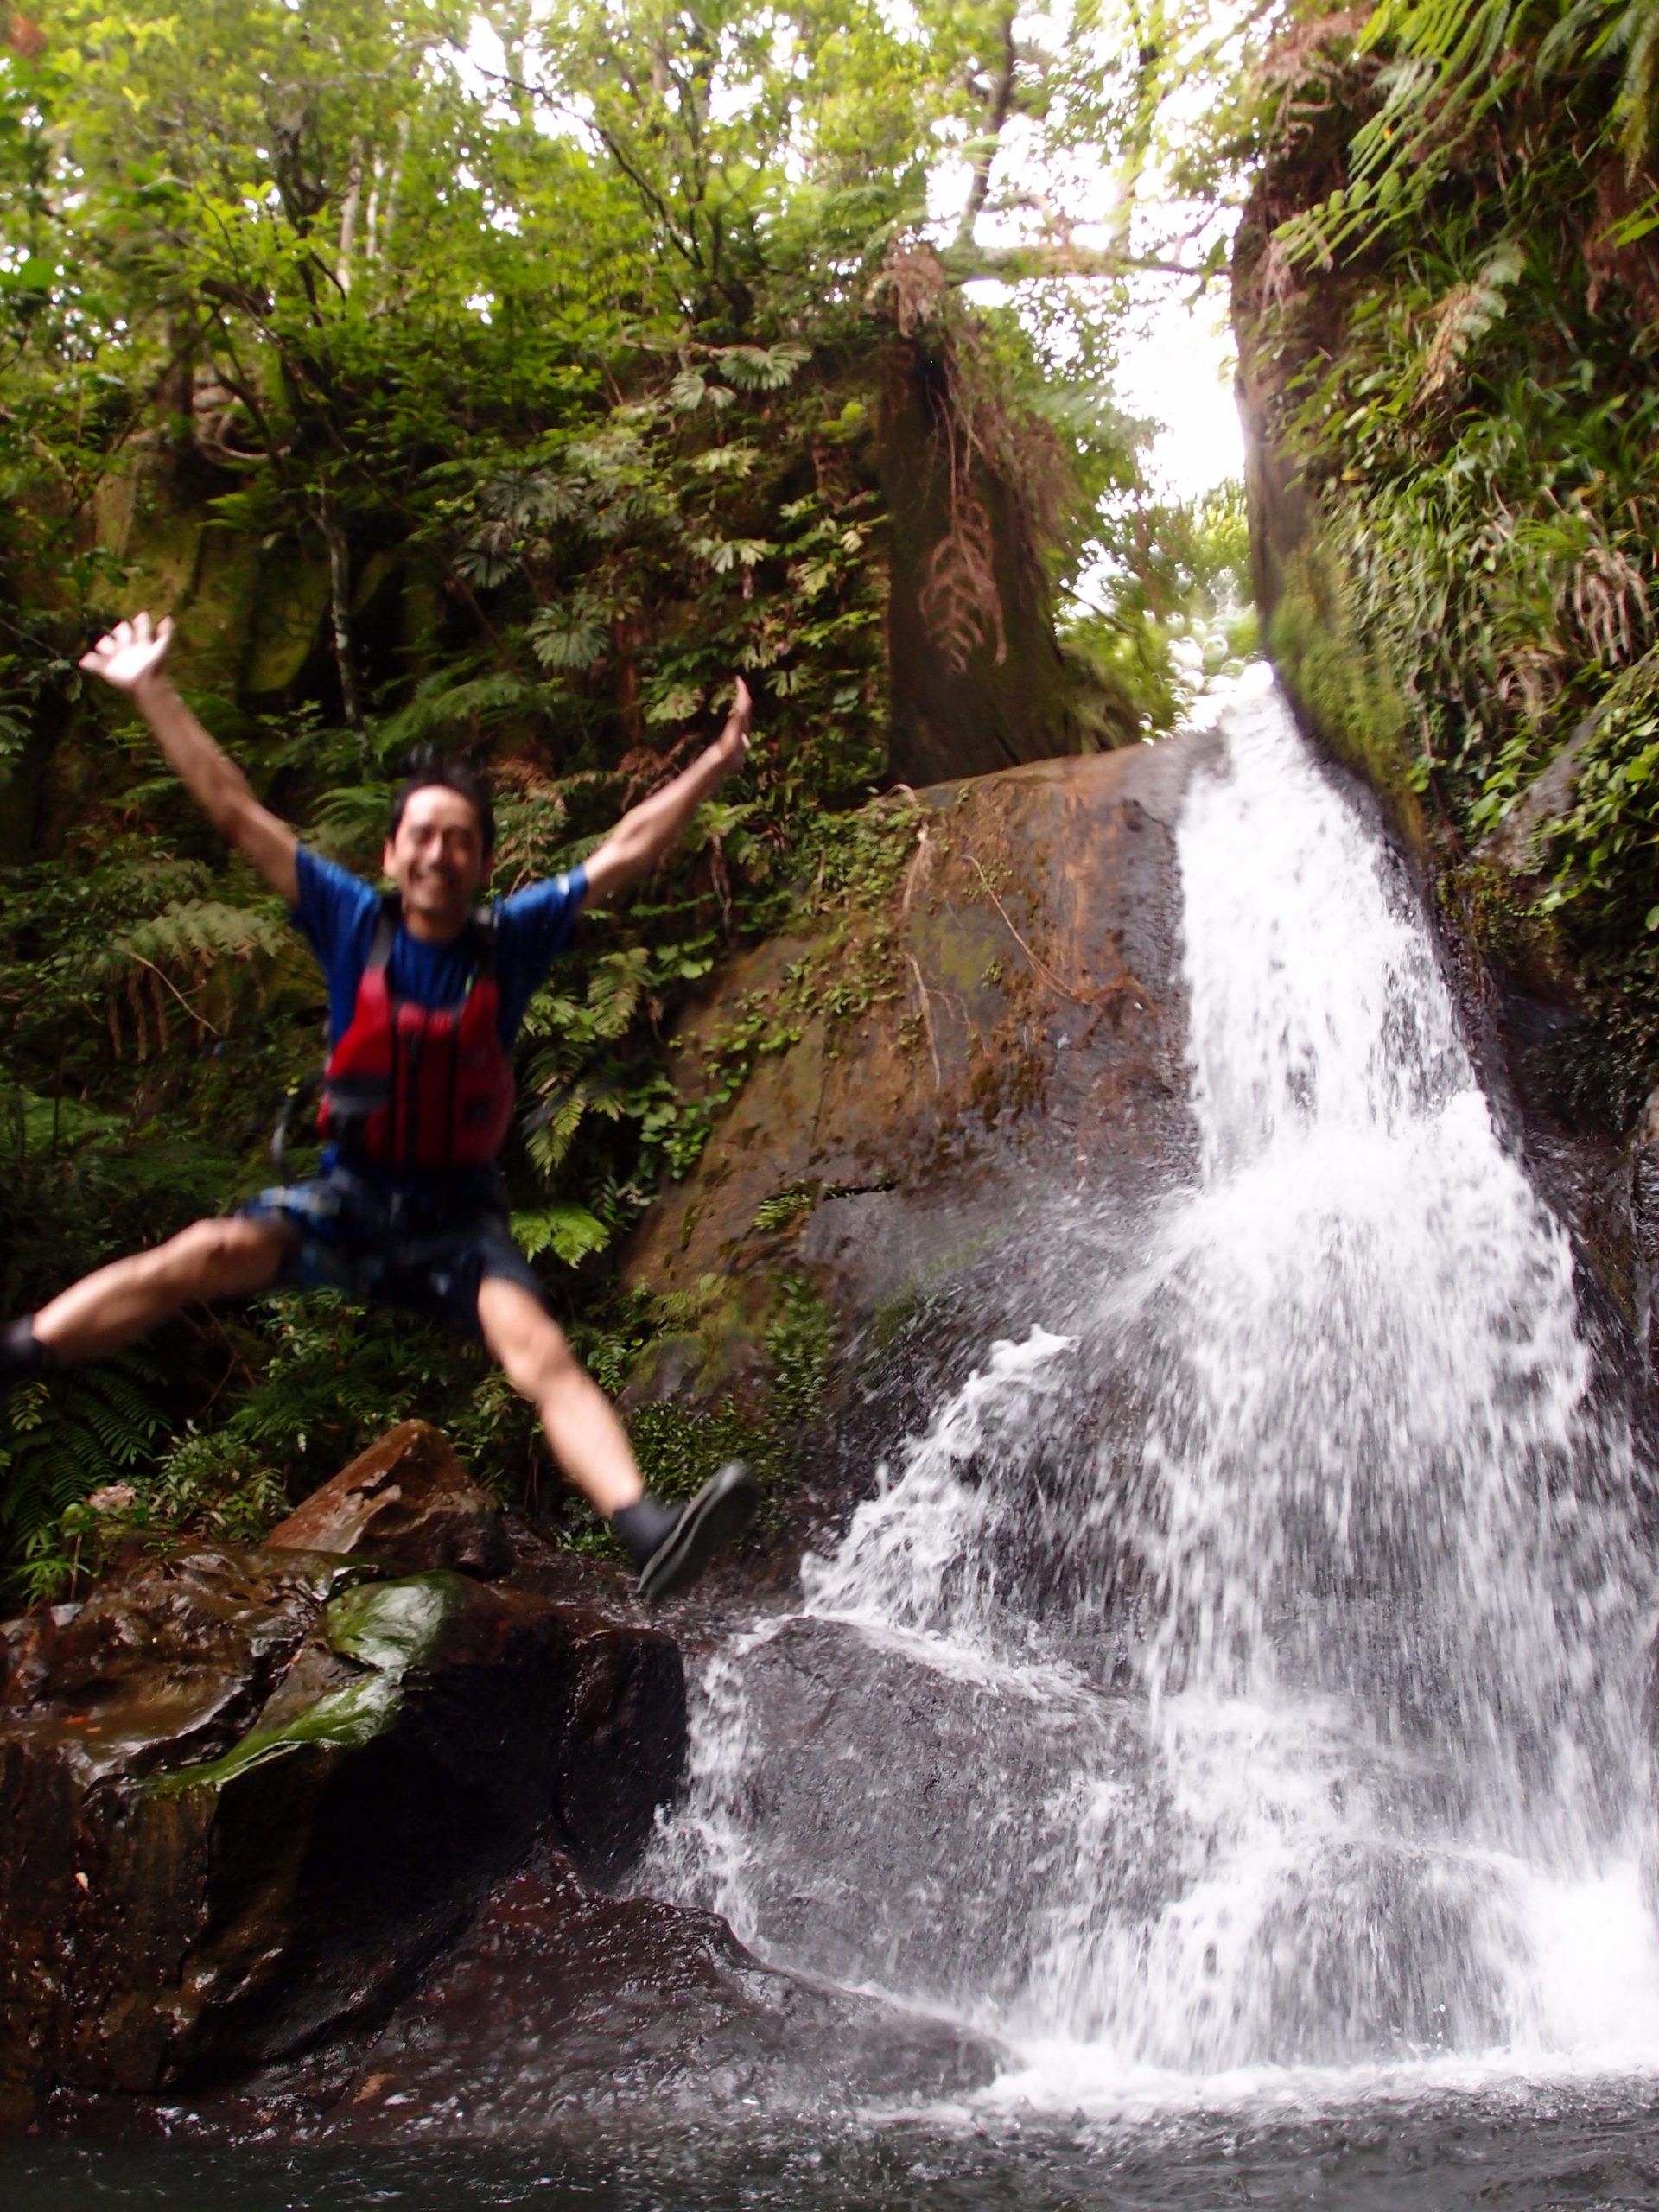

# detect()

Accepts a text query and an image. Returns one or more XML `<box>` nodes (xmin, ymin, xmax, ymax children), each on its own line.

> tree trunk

<box><xmin>336</xmin><ymin>143</ymin><xmax>364</xmax><ymax>294</ymax></box>
<box><xmin>956</xmin><ymin>12</ymin><xmax>1018</xmax><ymax>251</ymax></box>
<box><xmin>317</xmin><ymin>492</ymin><xmax>364</xmax><ymax>741</ymax></box>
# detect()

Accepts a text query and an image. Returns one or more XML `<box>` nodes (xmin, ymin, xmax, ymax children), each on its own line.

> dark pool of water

<box><xmin>8</xmin><ymin>2088</ymin><xmax>1659</xmax><ymax>2212</ymax></box>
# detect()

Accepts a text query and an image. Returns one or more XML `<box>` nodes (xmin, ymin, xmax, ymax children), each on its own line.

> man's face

<box><xmin>383</xmin><ymin>785</ymin><xmax>488</xmax><ymax>931</ymax></box>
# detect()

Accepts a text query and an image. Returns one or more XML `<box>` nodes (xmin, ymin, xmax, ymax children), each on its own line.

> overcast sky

<box><xmin>1116</xmin><ymin>280</ymin><xmax>1244</xmax><ymax>503</ymax></box>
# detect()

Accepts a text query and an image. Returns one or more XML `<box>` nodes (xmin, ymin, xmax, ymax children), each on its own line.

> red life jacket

<box><xmin>317</xmin><ymin>897</ymin><xmax>518</xmax><ymax>1173</ymax></box>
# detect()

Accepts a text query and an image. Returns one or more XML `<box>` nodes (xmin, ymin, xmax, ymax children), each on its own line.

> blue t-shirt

<box><xmin>292</xmin><ymin>847</ymin><xmax>588</xmax><ymax>1049</ymax></box>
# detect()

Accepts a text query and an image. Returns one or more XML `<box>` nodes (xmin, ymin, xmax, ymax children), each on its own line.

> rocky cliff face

<box><xmin>1230</xmin><ymin>44</ymin><xmax>1659</xmax><ymax>1404</ymax></box>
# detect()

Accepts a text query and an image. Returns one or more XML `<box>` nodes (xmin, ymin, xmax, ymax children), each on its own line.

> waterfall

<box><xmin>647</xmin><ymin>670</ymin><xmax>1659</xmax><ymax>2094</ymax></box>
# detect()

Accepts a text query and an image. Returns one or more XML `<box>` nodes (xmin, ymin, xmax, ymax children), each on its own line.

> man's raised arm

<box><xmin>79</xmin><ymin>613</ymin><xmax>299</xmax><ymax>906</ymax></box>
<box><xmin>582</xmin><ymin>677</ymin><xmax>753</xmax><ymax>906</ymax></box>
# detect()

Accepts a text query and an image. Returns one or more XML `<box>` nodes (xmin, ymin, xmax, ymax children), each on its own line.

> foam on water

<box><xmin>645</xmin><ymin>670</ymin><xmax>1659</xmax><ymax>2107</ymax></box>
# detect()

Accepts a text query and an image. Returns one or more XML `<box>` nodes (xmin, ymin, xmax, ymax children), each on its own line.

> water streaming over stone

<box><xmin>647</xmin><ymin>670</ymin><xmax>1659</xmax><ymax>2094</ymax></box>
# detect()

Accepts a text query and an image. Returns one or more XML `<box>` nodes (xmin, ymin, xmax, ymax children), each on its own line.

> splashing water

<box><xmin>647</xmin><ymin>671</ymin><xmax>1659</xmax><ymax>2097</ymax></box>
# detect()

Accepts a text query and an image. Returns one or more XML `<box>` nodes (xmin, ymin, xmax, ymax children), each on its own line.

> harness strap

<box><xmin>271</xmin><ymin>1071</ymin><xmax>323</xmax><ymax>1182</ymax></box>
<box><xmin>366</xmin><ymin>893</ymin><xmax>399</xmax><ymax>972</ymax></box>
<box><xmin>367</xmin><ymin>893</ymin><xmax>497</xmax><ymax>977</ymax></box>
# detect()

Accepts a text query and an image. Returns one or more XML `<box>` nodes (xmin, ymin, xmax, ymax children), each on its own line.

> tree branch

<box><xmin>938</xmin><ymin>240</ymin><xmax>1216</xmax><ymax>285</ymax></box>
<box><xmin>315</xmin><ymin>489</ymin><xmax>364</xmax><ymax>738</ymax></box>
<box><xmin>956</xmin><ymin>11</ymin><xmax>1019</xmax><ymax>251</ymax></box>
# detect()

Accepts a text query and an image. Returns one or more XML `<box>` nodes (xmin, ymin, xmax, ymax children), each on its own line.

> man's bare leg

<box><xmin>477</xmin><ymin>1275</ymin><xmax>644</xmax><ymax>1516</ymax></box>
<box><xmin>476</xmin><ymin>1274</ymin><xmax>754</xmax><ymax>1599</ymax></box>
<box><xmin>25</xmin><ymin>1217</ymin><xmax>296</xmax><ymax>1366</ymax></box>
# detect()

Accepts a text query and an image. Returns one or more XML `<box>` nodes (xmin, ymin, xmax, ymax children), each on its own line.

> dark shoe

<box><xmin>638</xmin><ymin>1461</ymin><xmax>758</xmax><ymax>1605</ymax></box>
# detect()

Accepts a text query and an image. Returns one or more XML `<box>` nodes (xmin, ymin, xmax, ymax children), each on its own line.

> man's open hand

<box><xmin>79</xmin><ymin>611</ymin><xmax>174</xmax><ymax>695</ymax></box>
<box><xmin>721</xmin><ymin>676</ymin><xmax>753</xmax><ymax>762</ymax></box>
<box><xmin>583</xmin><ymin>676</ymin><xmax>758</xmax><ymax>906</ymax></box>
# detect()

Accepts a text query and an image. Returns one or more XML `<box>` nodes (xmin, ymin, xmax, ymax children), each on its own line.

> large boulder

<box><xmin>622</xmin><ymin>734</ymin><xmax>1208</xmax><ymax>1408</ymax></box>
<box><xmin>652</xmin><ymin>1616</ymin><xmax>1161</xmax><ymax>2014</ymax></box>
<box><xmin>0</xmin><ymin>1527</ymin><xmax>683</xmax><ymax>2126</ymax></box>
<box><xmin>265</xmin><ymin>1419</ymin><xmax>511</xmax><ymax>1579</ymax></box>
<box><xmin>117</xmin><ymin>1844</ymin><xmax>1001</xmax><ymax>2140</ymax></box>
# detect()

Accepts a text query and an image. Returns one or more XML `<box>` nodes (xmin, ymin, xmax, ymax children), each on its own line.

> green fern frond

<box><xmin>309</xmin><ymin>782</ymin><xmax>396</xmax><ymax>858</ymax></box>
<box><xmin>101</xmin><ymin>899</ymin><xmax>289</xmax><ymax>985</ymax></box>
<box><xmin>524</xmin><ymin>1082</ymin><xmax>592</xmax><ymax>1174</ymax></box>
<box><xmin>0</xmin><ymin>1353</ymin><xmax>171</xmax><ymax>1555</ymax></box>
<box><xmin>1283</xmin><ymin>0</ymin><xmax>1656</xmax><ymax>262</ymax></box>
<box><xmin>512</xmin><ymin>1204</ymin><xmax>610</xmax><ymax>1266</ymax></box>
<box><xmin>714</xmin><ymin>341</ymin><xmax>811</xmax><ymax>391</ymax></box>
<box><xmin>374</xmin><ymin>672</ymin><xmax>563</xmax><ymax>752</ymax></box>
<box><xmin>586</xmin><ymin>948</ymin><xmax>651</xmax><ymax>1039</ymax></box>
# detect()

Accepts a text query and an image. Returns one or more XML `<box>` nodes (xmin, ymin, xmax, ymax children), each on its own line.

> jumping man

<box><xmin>0</xmin><ymin>612</ymin><xmax>757</xmax><ymax>1602</ymax></box>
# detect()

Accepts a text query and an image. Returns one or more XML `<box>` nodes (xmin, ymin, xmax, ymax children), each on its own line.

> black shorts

<box><xmin>240</xmin><ymin>1163</ymin><xmax>546</xmax><ymax>1342</ymax></box>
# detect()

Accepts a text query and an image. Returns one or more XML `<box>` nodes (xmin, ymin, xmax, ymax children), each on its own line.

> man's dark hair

<box><xmin>389</xmin><ymin>747</ymin><xmax>495</xmax><ymax>852</ymax></box>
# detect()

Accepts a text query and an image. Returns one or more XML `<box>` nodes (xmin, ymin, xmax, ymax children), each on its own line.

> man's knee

<box><xmin>162</xmin><ymin>1216</ymin><xmax>289</xmax><ymax>1294</ymax></box>
<box><xmin>478</xmin><ymin>1279</ymin><xmax>574</xmax><ymax>1390</ymax></box>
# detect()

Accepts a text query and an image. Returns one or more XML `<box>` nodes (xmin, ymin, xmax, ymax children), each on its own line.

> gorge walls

<box><xmin>1230</xmin><ymin>16</ymin><xmax>1659</xmax><ymax>1394</ymax></box>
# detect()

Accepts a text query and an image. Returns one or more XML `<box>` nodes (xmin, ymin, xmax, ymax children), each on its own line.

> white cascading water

<box><xmin>647</xmin><ymin>669</ymin><xmax>1659</xmax><ymax>2097</ymax></box>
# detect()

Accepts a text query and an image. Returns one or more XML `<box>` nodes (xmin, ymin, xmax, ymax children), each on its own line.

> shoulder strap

<box><xmin>365</xmin><ymin>892</ymin><xmax>400</xmax><ymax>973</ymax></box>
<box><xmin>363</xmin><ymin>894</ymin><xmax>496</xmax><ymax>986</ymax></box>
<box><xmin>467</xmin><ymin>902</ymin><xmax>499</xmax><ymax>980</ymax></box>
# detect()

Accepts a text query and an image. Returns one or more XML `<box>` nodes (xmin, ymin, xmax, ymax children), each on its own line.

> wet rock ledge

<box><xmin>0</xmin><ymin>1421</ymin><xmax>684</xmax><ymax>2131</ymax></box>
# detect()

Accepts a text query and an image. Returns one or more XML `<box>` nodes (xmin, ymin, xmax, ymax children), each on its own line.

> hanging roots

<box><xmin>877</xmin><ymin>238</ymin><xmax>1069</xmax><ymax>673</ymax></box>
<box><xmin>918</xmin><ymin>487</ymin><xmax>1006</xmax><ymax>672</ymax></box>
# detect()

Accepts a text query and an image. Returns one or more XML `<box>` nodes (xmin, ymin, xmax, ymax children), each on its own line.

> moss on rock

<box><xmin>613</xmin><ymin>735</ymin><xmax>1208</xmax><ymax>1499</ymax></box>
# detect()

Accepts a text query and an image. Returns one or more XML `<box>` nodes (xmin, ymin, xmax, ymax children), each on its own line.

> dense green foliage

<box><xmin>0</xmin><ymin>0</ymin><xmax>1245</xmax><ymax>1600</ymax></box>
<box><xmin>1251</xmin><ymin>3</ymin><xmax>1659</xmax><ymax>1118</ymax></box>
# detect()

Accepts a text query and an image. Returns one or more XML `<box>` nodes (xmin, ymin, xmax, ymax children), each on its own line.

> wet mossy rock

<box><xmin>89</xmin><ymin>449</ymin><xmax>326</xmax><ymax>708</ymax></box>
<box><xmin>193</xmin><ymin>1841</ymin><xmax>998</xmax><ymax>2134</ymax></box>
<box><xmin>621</xmin><ymin>736</ymin><xmax>1209</xmax><ymax>1405</ymax></box>
<box><xmin>0</xmin><ymin>1459</ymin><xmax>684</xmax><ymax>2128</ymax></box>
